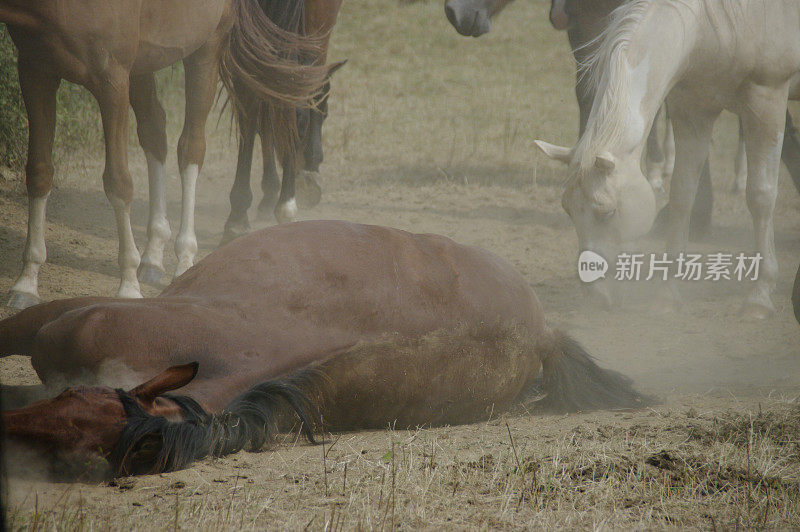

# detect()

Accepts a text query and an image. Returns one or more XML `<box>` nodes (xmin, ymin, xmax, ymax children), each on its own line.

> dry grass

<box><xmin>7</xmin><ymin>399</ymin><xmax>800</xmax><ymax>529</ymax></box>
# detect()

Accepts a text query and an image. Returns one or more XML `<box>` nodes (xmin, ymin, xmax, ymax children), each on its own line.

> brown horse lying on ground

<box><xmin>1</xmin><ymin>221</ymin><xmax>648</xmax><ymax>477</ymax></box>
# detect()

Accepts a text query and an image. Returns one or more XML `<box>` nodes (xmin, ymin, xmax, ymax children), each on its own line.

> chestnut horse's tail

<box><xmin>220</xmin><ymin>0</ymin><xmax>327</xmax><ymax>161</ymax></box>
<box><xmin>535</xmin><ymin>330</ymin><xmax>653</xmax><ymax>413</ymax></box>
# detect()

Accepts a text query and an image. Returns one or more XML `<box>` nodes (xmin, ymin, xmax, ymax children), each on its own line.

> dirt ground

<box><xmin>2</xmin><ymin>0</ymin><xmax>800</xmax><ymax>529</ymax></box>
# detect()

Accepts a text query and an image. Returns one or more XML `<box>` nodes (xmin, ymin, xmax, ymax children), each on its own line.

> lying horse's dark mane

<box><xmin>109</xmin><ymin>369</ymin><xmax>322</xmax><ymax>476</ymax></box>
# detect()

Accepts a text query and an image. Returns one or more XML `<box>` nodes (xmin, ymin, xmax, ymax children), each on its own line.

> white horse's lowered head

<box><xmin>537</xmin><ymin>0</ymin><xmax>800</xmax><ymax>316</ymax></box>
<box><xmin>536</xmin><ymin>1</ymin><xmax>663</xmax><ymax>306</ymax></box>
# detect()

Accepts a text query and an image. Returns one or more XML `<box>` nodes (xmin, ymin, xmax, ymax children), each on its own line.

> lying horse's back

<box><xmin>170</xmin><ymin>220</ymin><xmax>547</xmax><ymax>337</ymax></box>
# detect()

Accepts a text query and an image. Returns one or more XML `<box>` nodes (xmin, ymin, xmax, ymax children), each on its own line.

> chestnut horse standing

<box><xmin>0</xmin><ymin>0</ymin><xmax>327</xmax><ymax>309</ymax></box>
<box><xmin>223</xmin><ymin>0</ymin><xmax>345</xmax><ymax>243</ymax></box>
<box><xmin>0</xmin><ymin>221</ymin><xmax>647</xmax><ymax>476</ymax></box>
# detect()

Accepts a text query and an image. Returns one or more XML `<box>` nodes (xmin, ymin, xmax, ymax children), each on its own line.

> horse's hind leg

<box><xmin>257</xmin><ymin>121</ymin><xmax>282</xmax><ymax>217</ymax></box>
<box><xmin>130</xmin><ymin>74</ymin><xmax>170</xmax><ymax>284</ymax></box>
<box><xmin>7</xmin><ymin>59</ymin><xmax>60</xmax><ymax>309</ymax></box>
<box><xmin>222</xmin><ymin>115</ymin><xmax>257</xmax><ymax>245</ymax></box>
<box><xmin>275</xmin><ymin>152</ymin><xmax>299</xmax><ymax>223</ymax></box>
<box><xmin>92</xmin><ymin>65</ymin><xmax>142</xmax><ymax>299</ymax></box>
<box><xmin>174</xmin><ymin>42</ymin><xmax>220</xmax><ymax>277</ymax></box>
<box><xmin>739</xmin><ymin>87</ymin><xmax>788</xmax><ymax>319</ymax></box>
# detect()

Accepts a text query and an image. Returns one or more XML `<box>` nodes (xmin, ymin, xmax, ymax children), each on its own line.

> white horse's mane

<box><xmin>573</xmin><ymin>0</ymin><xmax>697</xmax><ymax>169</ymax></box>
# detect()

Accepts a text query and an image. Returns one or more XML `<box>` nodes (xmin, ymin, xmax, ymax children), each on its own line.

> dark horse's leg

<box><xmin>222</xmin><ymin>114</ymin><xmax>257</xmax><ymax>245</ymax></box>
<box><xmin>257</xmin><ymin>122</ymin><xmax>282</xmax><ymax>218</ymax></box>
<box><xmin>274</xmin><ymin>151</ymin><xmax>299</xmax><ymax>223</ymax></box>
<box><xmin>781</xmin><ymin>109</ymin><xmax>800</xmax><ymax>195</ymax></box>
<box><xmin>567</xmin><ymin>25</ymin><xmax>592</xmax><ymax>137</ymax></box>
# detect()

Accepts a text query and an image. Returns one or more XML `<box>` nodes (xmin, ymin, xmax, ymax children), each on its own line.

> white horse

<box><xmin>536</xmin><ymin>0</ymin><xmax>800</xmax><ymax>318</ymax></box>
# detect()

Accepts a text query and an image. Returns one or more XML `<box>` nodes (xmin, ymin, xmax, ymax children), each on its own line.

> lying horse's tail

<box><xmin>111</xmin><ymin>370</ymin><xmax>320</xmax><ymax>476</ymax></box>
<box><xmin>220</xmin><ymin>0</ymin><xmax>327</xmax><ymax>161</ymax></box>
<box><xmin>535</xmin><ymin>330</ymin><xmax>652</xmax><ymax>413</ymax></box>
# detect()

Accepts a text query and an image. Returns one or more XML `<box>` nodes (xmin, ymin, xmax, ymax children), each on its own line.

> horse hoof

<box><xmin>296</xmin><ymin>170</ymin><xmax>323</xmax><ymax>209</ymax></box>
<box><xmin>116</xmin><ymin>284</ymin><xmax>143</xmax><ymax>299</ymax></box>
<box><xmin>275</xmin><ymin>198</ymin><xmax>298</xmax><ymax>224</ymax></box>
<box><xmin>138</xmin><ymin>263</ymin><xmax>165</xmax><ymax>285</ymax></box>
<box><xmin>257</xmin><ymin>195</ymin><xmax>279</xmax><ymax>220</ymax></box>
<box><xmin>7</xmin><ymin>290</ymin><xmax>40</xmax><ymax>310</ymax></box>
<box><xmin>174</xmin><ymin>261</ymin><xmax>193</xmax><ymax>279</ymax></box>
<box><xmin>738</xmin><ymin>302</ymin><xmax>775</xmax><ymax>320</ymax></box>
<box><xmin>221</xmin><ymin>221</ymin><xmax>250</xmax><ymax>247</ymax></box>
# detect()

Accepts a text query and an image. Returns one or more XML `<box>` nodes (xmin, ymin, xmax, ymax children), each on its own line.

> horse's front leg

<box><xmin>130</xmin><ymin>74</ymin><xmax>170</xmax><ymax>284</ymax></box>
<box><xmin>645</xmin><ymin>106</ymin><xmax>666</xmax><ymax>197</ymax></box>
<box><xmin>732</xmin><ymin>118</ymin><xmax>747</xmax><ymax>193</ymax></box>
<box><xmin>93</xmin><ymin>65</ymin><xmax>142</xmax><ymax>299</ymax></box>
<box><xmin>739</xmin><ymin>86</ymin><xmax>788</xmax><ymax>319</ymax></box>
<box><xmin>222</xmin><ymin>113</ymin><xmax>257</xmax><ymax>245</ymax></box>
<box><xmin>7</xmin><ymin>59</ymin><xmax>60</xmax><ymax>309</ymax></box>
<box><xmin>653</xmin><ymin>103</ymin><xmax>720</xmax><ymax>313</ymax></box>
<box><xmin>275</xmin><ymin>152</ymin><xmax>299</xmax><ymax>223</ymax></box>
<box><xmin>257</xmin><ymin>121</ymin><xmax>282</xmax><ymax>217</ymax></box>
<box><xmin>174</xmin><ymin>42</ymin><xmax>220</xmax><ymax>277</ymax></box>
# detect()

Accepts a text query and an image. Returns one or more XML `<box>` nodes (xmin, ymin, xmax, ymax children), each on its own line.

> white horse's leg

<box><xmin>732</xmin><ymin>118</ymin><xmax>747</xmax><ymax>193</ymax></box>
<box><xmin>130</xmin><ymin>75</ymin><xmax>171</xmax><ymax>284</ymax></box>
<box><xmin>662</xmin><ymin>112</ymin><xmax>675</xmax><ymax>183</ymax></box>
<box><xmin>645</xmin><ymin>105</ymin><xmax>666</xmax><ymax>197</ymax></box>
<box><xmin>174</xmin><ymin>163</ymin><xmax>198</xmax><ymax>277</ymax></box>
<box><xmin>739</xmin><ymin>87</ymin><xmax>787</xmax><ymax>318</ymax></box>
<box><xmin>8</xmin><ymin>61</ymin><xmax>60</xmax><ymax>309</ymax></box>
<box><xmin>653</xmin><ymin>103</ymin><xmax>719</xmax><ymax>313</ymax></box>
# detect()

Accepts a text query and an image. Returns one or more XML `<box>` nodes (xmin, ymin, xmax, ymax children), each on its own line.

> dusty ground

<box><xmin>2</xmin><ymin>0</ymin><xmax>800</xmax><ymax>528</ymax></box>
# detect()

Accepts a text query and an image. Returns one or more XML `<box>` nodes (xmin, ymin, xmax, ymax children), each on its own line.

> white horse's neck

<box><xmin>577</xmin><ymin>1</ymin><xmax>697</xmax><ymax>168</ymax></box>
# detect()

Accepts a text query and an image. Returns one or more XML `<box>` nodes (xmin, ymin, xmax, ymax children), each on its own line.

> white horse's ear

<box><xmin>594</xmin><ymin>152</ymin><xmax>616</xmax><ymax>172</ymax></box>
<box><xmin>534</xmin><ymin>140</ymin><xmax>573</xmax><ymax>165</ymax></box>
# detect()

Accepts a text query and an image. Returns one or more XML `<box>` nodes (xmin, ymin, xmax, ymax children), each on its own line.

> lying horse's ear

<box><xmin>129</xmin><ymin>362</ymin><xmax>199</xmax><ymax>402</ymax></box>
<box><xmin>326</xmin><ymin>59</ymin><xmax>348</xmax><ymax>78</ymax></box>
<box><xmin>534</xmin><ymin>140</ymin><xmax>573</xmax><ymax>165</ymax></box>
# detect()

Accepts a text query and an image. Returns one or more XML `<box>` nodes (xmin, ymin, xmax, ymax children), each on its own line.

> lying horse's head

<box><xmin>2</xmin><ymin>363</ymin><xmax>199</xmax><ymax>478</ymax></box>
<box><xmin>444</xmin><ymin>0</ymin><xmax>514</xmax><ymax>37</ymax></box>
